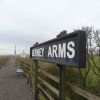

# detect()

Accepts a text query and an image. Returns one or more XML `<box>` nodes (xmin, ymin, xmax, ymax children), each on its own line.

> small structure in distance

<box><xmin>21</xmin><ymin>50</ymin><xmax>26</xmax><ymax>58</ymax></box>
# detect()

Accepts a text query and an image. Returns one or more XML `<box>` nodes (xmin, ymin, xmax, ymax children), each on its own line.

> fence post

<box><xmin>58</xmin><ymin>65</ymin><xmax>66</xmax><ymax>100</ymax></box>
<box><xmin>34</xmin><ymin>60</ymin><xmax>39</xmax><ymax>100</ymax></box>
<box><xmin>28</xmin><ymin>62</ymin><xmax>33</xmax><ymax>88</ymax></box>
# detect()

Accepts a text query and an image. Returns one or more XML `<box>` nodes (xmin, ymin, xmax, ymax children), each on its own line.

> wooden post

<box><xmin>58</xmin><ymin>65</ymin><xmax>66</xmax><ymax>100</ymax></box>
<box><xmin>29</xmin><ymin>62</ymin><xmax>33</xmax><ymax>88</ymax></box>
<box><xmin>34</xmin><ymin>60</ymin><xmax>39</xmax><ymax>100</ymax></box>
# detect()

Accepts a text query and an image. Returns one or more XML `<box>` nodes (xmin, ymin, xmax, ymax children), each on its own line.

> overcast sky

<box><xmin>0</xmin><ymin>0</ymin><xmax>100</xmax><ymax>55</ymax></box>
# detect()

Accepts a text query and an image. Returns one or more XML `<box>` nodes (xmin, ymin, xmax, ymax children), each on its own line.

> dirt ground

<box><xmin>0</xmin><ymin>56</ymin><xmax>33</xmax><ymax>100</ymax></box>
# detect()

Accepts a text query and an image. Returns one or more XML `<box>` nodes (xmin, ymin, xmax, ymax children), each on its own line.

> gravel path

<box><xmin>0</xmin><ymin>56</ymin><xmax>33</xmax><ymax>100</ymax></box>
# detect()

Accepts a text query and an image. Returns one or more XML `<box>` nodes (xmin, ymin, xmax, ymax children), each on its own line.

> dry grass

<box><xmin>0</xmin><ymin>56</ymin><xmax>10</xmax><ymax>68</ymax></box>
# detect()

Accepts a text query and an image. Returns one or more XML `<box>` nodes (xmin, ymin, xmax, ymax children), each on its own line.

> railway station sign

<box><xmin>30</xmin><ymin>30</ymin><xmax>86</xmax><ymax>68</ymax></box>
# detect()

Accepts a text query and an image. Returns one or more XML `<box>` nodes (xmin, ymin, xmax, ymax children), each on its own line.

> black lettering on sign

<box><xmin>30</xmin><ymin>30</ymin><xmax>86</xmax><ymax>68</ymax></box>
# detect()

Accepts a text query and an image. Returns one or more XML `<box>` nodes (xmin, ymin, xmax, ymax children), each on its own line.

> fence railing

<box><xmin>19</xmin><ymin>60</ymin><xmax>100</xmax><ymax>100</ymax></box>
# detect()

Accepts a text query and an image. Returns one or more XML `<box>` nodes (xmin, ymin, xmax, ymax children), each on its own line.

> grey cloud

<box><xmin>0</xmin><ymin>0</ymin><xmax>100</xmax><ymax>54</ymax></box>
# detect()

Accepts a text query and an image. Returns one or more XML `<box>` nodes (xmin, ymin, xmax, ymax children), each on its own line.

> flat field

<box><xmin>0</xmin><ymin>56</ymin><xmax>10</xmax><ymax>68</ymax></box>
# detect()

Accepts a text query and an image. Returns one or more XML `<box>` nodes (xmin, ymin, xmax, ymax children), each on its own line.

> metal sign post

<box><xmin>58</xmin><ymin>64</ymin><xmax>66</xmax><ymax>100</ymax></box>
<box><xmin>30</xmin><ymin>30</ymin><xmax>86</xmax><ymax>99</ymax></box>
<box><xmin>34</xmin><ymin>60</ymin><xmax>39</xmax><ymax>100</ymax></box>
<box><xmin>14</xmin><ymin>45</ymin><xmax>16</xmax><ymax>67</ymax></box>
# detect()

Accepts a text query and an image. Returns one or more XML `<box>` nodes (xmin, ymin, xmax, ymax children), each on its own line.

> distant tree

<box><xmin>81</xmin><ymin>26</ymin><xmax>93</xmax><ymax>87</ymax></box>
<box><xmin>74</xmin><ymin>26</ymin><xmax>100</xmax><ymax>87</ymax></box>
<box><xmin>92</xmin><ymin>30</ymin><xmax>100</xmax><ymax>77</ymax></box>
<box><xmin>93</xmin><ymin>30</ymin><xmax>100</xmax><ymax>56</ymax></box>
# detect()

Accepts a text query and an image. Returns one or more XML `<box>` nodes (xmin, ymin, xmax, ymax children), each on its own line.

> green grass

<box><xmin>0</xmin><ymin>56</ymin><xmax>10</xmax><ymax>67</ymax></box>
<box><xmin>38</xmin><ymin>92</ymin><xmax>46</xmax><ymax>100</ymax></box>
<box><xmin>38</xmin><ymin>61</ymin><xmax>59</xmax><ymax>76</ymax></box>
<box><xmin>20</xmin><ymin>56</ymin><xmax>100</xmax><ymax>99</ymax></box>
